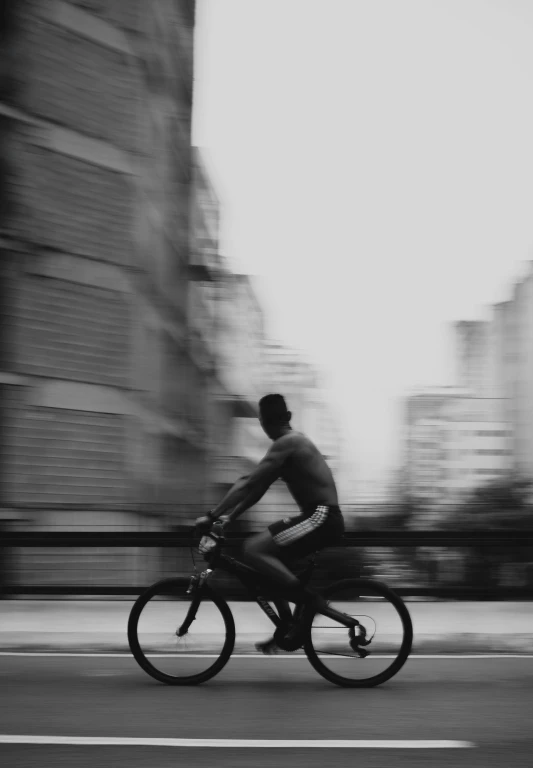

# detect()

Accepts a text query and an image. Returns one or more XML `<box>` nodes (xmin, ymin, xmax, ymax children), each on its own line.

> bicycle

<box><xmin>128</xmin><ymin>524</ymin><xmax>413</xmax><ymax>688</ymax></box>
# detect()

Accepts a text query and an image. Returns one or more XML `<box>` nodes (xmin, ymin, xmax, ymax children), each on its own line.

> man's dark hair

<box><xmin>259</xmin><ymin>394</ymin><xmax>291</xmax><ymax>424</ymax></box>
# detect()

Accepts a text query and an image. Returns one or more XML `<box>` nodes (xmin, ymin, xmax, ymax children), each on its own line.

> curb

<box><xmin>1</xmin><ymin>634</ymin><xmax>533</xmax><ymax>655</ymax></box>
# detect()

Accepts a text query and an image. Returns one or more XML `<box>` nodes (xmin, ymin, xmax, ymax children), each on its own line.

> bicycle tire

<box><xmin>128</xmin><ymin>578</ymin><xmax>236</xmax><ymax>685</ymax></box>
<box><xmin>304</xmin><ymin>578</ymin><xmax>413</xmax><ymax>688</ymax></box>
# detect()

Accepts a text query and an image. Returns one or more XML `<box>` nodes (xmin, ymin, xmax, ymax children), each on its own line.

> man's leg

<box><xmin>243</xmin><ymin>530</ymin><xmax>329</xmax><ymax>653</ymax></box>
<box><xmin>243</xmin><ymin>530</ymin><xmax>304</xmax><ymax>653</ymax></box>
<box><xmin>242</xmin><ymin>530</ymin><xmax>304</xmax><ymax>604</ymax></box>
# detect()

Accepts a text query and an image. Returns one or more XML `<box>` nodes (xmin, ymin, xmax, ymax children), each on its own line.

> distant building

<box><xmin>403</xmin><ymin>387</ymin><xmax>511</xmax><ymax>507</ymax></box>
<box><xmin>440</xmin><ymin>396</ymin><xmax>512</xmax><ymax>502</ymax></box>
<box><xmin>208</xmin><ymin>271</ymin><xmax>267</xmax><ymax>510</ymax></box>
<box><xmin>510</xmin><ymin>267</ymin><xmax>533</xmax><ymax>478</ymax></box>
<box><xmin>454</xmin><ymin>321</ymin><xmax>491</xmax><ymax>397</ymax></box>
<box><xmin>403</xmin><ymin>388</ymin><xmax>460</xmax><ymax>504</ymax></box>
<box><xmin>452</xmin><ymin>267</ymin><xmax>533</xmax><ymax>480</ymax></box>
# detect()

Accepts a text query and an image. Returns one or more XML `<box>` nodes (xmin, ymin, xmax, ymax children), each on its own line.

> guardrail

<box><xmin>2</xmin><ymin>529</ymin><xmax>533</xmax><ymax>598</ymax></box>
<box><xmin>3</xmin><ymin>530</ymin><xmax>533</xmax><ymax>546</ymax></box>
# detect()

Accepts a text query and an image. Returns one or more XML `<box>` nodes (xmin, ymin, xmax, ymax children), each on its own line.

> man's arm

<box><xmin>223</xmin><ymin>484</ymin><xmax>268</xmax><ymax>525</ymax></box>
<box><xmin>210</xmin><ymin>436</ymin><xmax>293</xmax><ymax>521</ymax></box>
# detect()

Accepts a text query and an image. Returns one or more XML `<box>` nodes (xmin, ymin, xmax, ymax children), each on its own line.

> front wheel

<box><xmin>304</xmin><ymin>578</ymin><xmax>413</xmax><ymax>688</ymax></box>
<box><xmin>128</xmin><ymin>578</ymin><xmax>236</xmax><ymax>685</ymax></box>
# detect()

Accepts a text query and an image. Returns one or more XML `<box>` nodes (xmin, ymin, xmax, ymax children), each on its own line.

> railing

<box><xmin>2</xmin><ymin>530</ymin><xmax>533</xmax><ymax>546</ymax></box>
<box><xmin>2</xmin><ymin>529</ymin><xmax>533</xmax><ymax>599</ymax></box>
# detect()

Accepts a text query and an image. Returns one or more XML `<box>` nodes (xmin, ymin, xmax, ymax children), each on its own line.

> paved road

<box><xmin>1</xmin><ymin>654</ymin><xmax>532</xmax><ymax>767</ymax></box>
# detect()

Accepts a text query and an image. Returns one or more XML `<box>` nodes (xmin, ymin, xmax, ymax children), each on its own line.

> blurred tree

<box><xmin>438</xmin><ymin>476</ymin><xmax>533</xmax><ymax>591</ymax></box>
<box><xmin>440</xmin><ymin>476</ymin><xmax>533</xmax><ymax>531</ymax></box>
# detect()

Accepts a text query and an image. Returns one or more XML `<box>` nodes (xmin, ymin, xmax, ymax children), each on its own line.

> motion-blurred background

<box><xmin>1</xmin><ymin>0</ymin><xmax>533</xmax><ymax>597</ymax></box>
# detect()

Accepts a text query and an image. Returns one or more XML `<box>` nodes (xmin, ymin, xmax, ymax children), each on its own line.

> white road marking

<box><xmin>0</xmin><ymin>652</ymin><xmax>531</xmax><ymax>659</ymax></box>
<box><xmin>0</xmin><ymin>735</ymin><xmax>474</xmax><ymax>748</ymax></box>
<box><xmin>81</xmin><ymin>670</ymin><xmax>128</xmax><ymax>676</ymax></box>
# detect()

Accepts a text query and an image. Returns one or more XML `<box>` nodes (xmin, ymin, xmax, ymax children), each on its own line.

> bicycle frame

<box><xmin>187</xmin><ymin>542</ymin><xmax>358</xmax><ymax>633</ymax></box>
<box><xmin>207</xmin><ymin>549</ymin><xmax>293</xmax><ymax>629</ymax></box>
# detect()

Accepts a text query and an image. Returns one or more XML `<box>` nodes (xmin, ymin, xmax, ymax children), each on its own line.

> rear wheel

<box><xmin>304</xmin><ymin>578</ymin><xmax>413</xmax><ymax>687</ymax></box>
<box><xmin>128</xmin><ymin>578</ymin><xmax>235</xmax><ymax>685</ymax></box>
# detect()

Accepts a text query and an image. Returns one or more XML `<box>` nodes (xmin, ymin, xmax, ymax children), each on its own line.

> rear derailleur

<box><xmin>349</xmin><ymin>623</ymin><xmax>371</xmax><ymax>658</ymax></box>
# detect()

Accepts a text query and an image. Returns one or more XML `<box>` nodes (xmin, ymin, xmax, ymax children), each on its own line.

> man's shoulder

<box><xmin>275</xmin><ymin>431</ymin><xmax>310</xmax><ymax>449</ymax></box>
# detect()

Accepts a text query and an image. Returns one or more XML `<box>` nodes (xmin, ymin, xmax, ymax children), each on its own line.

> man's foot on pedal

<box><xmin>281</xmin><ymin>619</ymin><xmax>307</xmax><ymax>649</ymax></box>
<box><xmin>255</xmin><ymin>636</ymin><xmax>282</xmax><ymax>655</ymax></box>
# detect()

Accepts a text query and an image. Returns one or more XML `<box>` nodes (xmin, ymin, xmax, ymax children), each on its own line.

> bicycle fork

<box><xmin>177</xmin><ymin>569</ymin><xmax>212</xmax><ymax>638</ymax></box>
<box><xmin>318</xmin><ymin>602</ymin><xmax>371</xmax><ymax>658</ymax></box>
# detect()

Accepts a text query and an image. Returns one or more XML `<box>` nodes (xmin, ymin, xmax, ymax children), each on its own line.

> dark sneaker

<box><xmin>278</xmin><ymin>623</ymin><xmax>305</xmax><ymax>651</ymax></box>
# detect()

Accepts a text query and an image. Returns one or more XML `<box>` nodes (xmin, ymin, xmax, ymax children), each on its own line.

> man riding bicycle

<box><xmin>196</xmin><ymin>393</ymin><xmax>344</xmax><ymax>653</ymax></box>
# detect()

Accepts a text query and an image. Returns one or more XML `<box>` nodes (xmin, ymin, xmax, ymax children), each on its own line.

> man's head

<box><xmin>259</xmin><ymin>394</ymin><xmax>292</xmax><ymax>439</ymax></box>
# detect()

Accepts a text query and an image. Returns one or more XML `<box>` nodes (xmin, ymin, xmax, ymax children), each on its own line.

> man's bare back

<box><xmin>275</xmin><ymin>431</ymin><xmax>339</xmax><ymax>510</ymax></box>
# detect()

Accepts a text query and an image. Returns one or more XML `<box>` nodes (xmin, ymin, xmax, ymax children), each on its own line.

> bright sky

<box><xmin>192</xmin><ymin>0</ymin><xmax>533</xmax><ymax>488</ymax></box>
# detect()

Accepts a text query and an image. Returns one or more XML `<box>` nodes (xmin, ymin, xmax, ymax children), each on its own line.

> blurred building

<box><xmin>188</xmin><ymin>155</ymin><xmax>346</xmax><ymax>526</ymax></box>
<box><xmin>452</xmin><ymin>273</ymin><xmax>533</xmax><ymax>479</ymax></box>
<box><xmin>487</xmin><ymin>300</ymin><xmax>516</xmax><ymax>427</ymax></box>
<box><xmin>404</xmin><ymin>303</ymin><xmax>518</xmax><ymax>508</ymax></box>
<box><xmin>454</xmin><ymin>320</ymin><xmax>491</xmax><ymax>397</ymax></box>
<box><xmin>450</xmin><ymin>317</ymin><xmax>513</xmax><ymax>493</ymax></box>
<box><xmin>0</xmin><ymin>1</ymin><xmax>202</xmax><ymax>531</ymax></box>
<box><xmin>510</xmin><ymin>266</ymin><xmax>533</xmax><ymax>477</ymax></box>
<box><xmin>238</xmin><ymin>341</ymin><xmax>344</xmax><ymax>529</ymax></box>
<box><xmin>403</xmin><ymin>388</ymin><xmax>459</xmax><ymax>505</ymax></box>
<box><xmin>208</xmin><ymin>271</ymin><xmax>267</xmax><ymax>508</ymax></box>
<box><xmin>440</xmin><ymin>396</ymin><xmax>511</xmax><ymax>502</ymax></box>
<box><xmin>402</xmin><ymin>385</ymin><xmax>511</xmax><ymax>511</ymax></box>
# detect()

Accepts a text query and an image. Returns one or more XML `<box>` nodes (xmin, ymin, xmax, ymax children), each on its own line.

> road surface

<box><xmin>1</xmin><ymin>653</ymin><xmax>532</xmax><ymax>766</ymax></box>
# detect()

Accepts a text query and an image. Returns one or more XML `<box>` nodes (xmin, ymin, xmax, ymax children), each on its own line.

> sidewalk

<box><xmin>1</xmin><ymin>599</ymin><xmax>533</xmax><ymax>653</ymax></box>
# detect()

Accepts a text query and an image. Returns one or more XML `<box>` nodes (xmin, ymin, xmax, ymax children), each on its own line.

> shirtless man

<box><xmin>196</xmin><ymin>393</ymin><xmax>344</xmax><ymax>652</ymax></box>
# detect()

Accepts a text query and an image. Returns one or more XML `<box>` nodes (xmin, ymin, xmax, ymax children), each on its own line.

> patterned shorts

<box><xmin>268</xmin><ymin>505</ymin><xmax>344</xmax><ymax>560</ymax></box>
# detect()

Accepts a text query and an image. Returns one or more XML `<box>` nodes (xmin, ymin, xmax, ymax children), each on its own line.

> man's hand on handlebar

<box><xmin>194</xmin><ymin>513</ymin><xmax>231</xmax><ymax>534</ymax></box>
<box><xmin>195</xmin><ymin>515</ymin><xmax>213</xmax><ymax>534</ymax></box>
<box><xmin>196</xmin><ymin>514</ymin><xmax>230</xmax><ymax>556</ymax></box>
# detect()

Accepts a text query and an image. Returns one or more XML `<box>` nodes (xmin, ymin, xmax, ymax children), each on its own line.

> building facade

<box><xmin>207</xmin><ymin>271</ymin><xmax>267</xmax><ymax>512</ymax></box>
<box><xmin>452</xmin><ymin>266</ymin><xmax>533</xmax><ymax>481</ymax></box>
<box><xmin>453</xmin><ymin>320</ymin><xmax>492</xmax><ymax>397</ymax></box>
<box><xmin>440</xmin><ymin>396</ymin><xmax>512</xmax><ymax>501</ymax></box>
<box><xmin>510</xmin><ymin>267</ymin><xmax>533</xmax><ymax>478</ymax></box>
<box><xmin>0</xmin><ymin>0</ymin><xmax>204</xmax><ymax>535</ymax></box>
<box><xmin>403</xmin><ymin>388</ymin><xmax>458</xmax><ymax>504</ymax></box>
<box><xmin>403</xmin><ymin>387</ymin><xmax>511</xmax><ymax>508</ymax></box>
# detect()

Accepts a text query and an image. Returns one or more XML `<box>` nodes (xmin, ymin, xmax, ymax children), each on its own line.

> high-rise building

<box><xmin>454</xmin><ymin>320</ymin><xmax>491</xmax><ymax>397</ymax></box>
<box><xmin>440</xmin><ymin>395</ymin><xmax>511</xmax><ymax>501</ymax></box>
<box><xmin>403</xmin><ymin>386</ymin><xmax>511</xmax><ymax>507</ymax></box>
<box><xmin>0</xmin><ymin>1</ymin><xmax>202</xmax><ymax>533</ymax></box>
<box><xmin>403</xmin><ymin>388</ymin><xmax>459</xmax><ymax>505</ymax></box>
<box><xmin>208</xmin><ymin>271</ymin><xmax>268</xmax><ymax>508</ymax></box>
<box><xmin>510</xmin><ymin>266</ymin><xmax>533</xmax><ymax>477</ymax></box>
